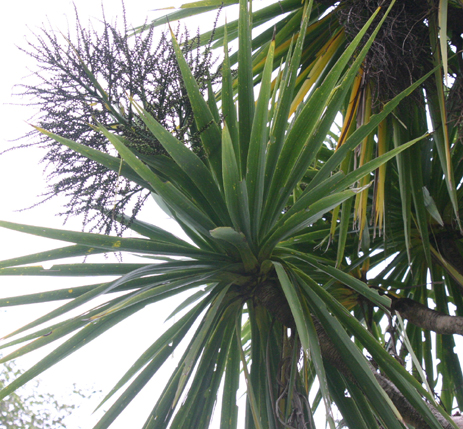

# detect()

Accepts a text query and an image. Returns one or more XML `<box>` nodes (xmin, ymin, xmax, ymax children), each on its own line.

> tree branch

<box><xmin>374</xmin><ymin>371</ymin><xmax>461</xmax><ymax>429</ymax></box>
<box><xmin>313</xmin><ymin>318</ymin><xmax>461</xmax><ymax>429</ymax></box>
<box><xmin>392</xmin><ymin>298</ymin><xmax>463</xmax><ymax>336</ymax></box>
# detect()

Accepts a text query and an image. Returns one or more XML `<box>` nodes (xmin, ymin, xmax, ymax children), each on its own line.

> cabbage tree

<box><xmin>0</xmin><ymin>1</ymin><xmax>462</xmax><ymax>428</ymax></box>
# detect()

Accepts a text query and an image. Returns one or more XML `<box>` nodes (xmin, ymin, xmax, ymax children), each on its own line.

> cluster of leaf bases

<box><xmin>14</xmin><ymin>11</ymin><xmax>221</xmax><ymax>235</ymax></box>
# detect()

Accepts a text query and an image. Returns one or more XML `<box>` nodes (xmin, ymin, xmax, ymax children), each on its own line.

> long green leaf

<box><xmin>168</xmin><ymin>26</ymin><xmax>223</xmax><ymax>184</ymax></box>
<box><xmin>274</xmin><ymin>262</ymin><xmax>310</xmax><ymax>350</ymax></box>
<box><xmin>260</xmin><ymin>189</ymin><xmax>357</xmax><ymax>259</ymax></box>
<box><xmin>296</xmin><ymin>276</ymin><xmax>406</xmax><ymax>429</ymax></box>
<box><xmin>210</xmin><ymin>227</ymin><xmax>258</xmax><ymax>272</ymax></box>
<box><xmin>222</xmin><ymin>124</ymin><xmax>252</xmax><ymax>239</ymax></box>
<box><xmin>0</xmin><ymin>245</ymin><xmax>106</xmax><ymax>269</ymax></box>
<box><xmin>237</xmin><ymin>0</ymin><xmax>254</xmax><ymax>171</ymax></box>
<box><xmin>0</xmin><ymin>220</ymin><xmax>212</xmax><ymax>259</ymax></box>
<box><xmin>282</xmin><ymin>249</ymin><xmax>390</xmax><ymax>308</ymax></box>
<box><xmin>93</xmin><ymin>298</ymin><xmax>208</xmax><ymax>427</ymax></box>
<box><xmin>263</xmin><ymin>1</ymin><xmax>313</xmax><ymax>194</ymax></box>
<box><xmin>98</xmin><ymin>126</ymin><xmax>218</xmax><ymax>237</ymax></box>
<box><xmin>235</xmin><ymin>309</ymin><xmax>263</xmax><ymax>429</ymax></box>
<box><xmin>297</xmin><ymin>271</ymin><xmax>457</xmax><ymax>429</ymax></box>
<box><xmin>173</xmin><ymin>283</ymin><xmax>232</xmax><ymax>406</ymax></box>
<box><xmin>136</xmin><ymin>105</ymin><xmax>230</xmax><ymax>225</ymax></box>
<box><xmin>34</xmin><ymin>127</ymin><xmax>147</xmax><ymax>188</ymax></box>
<box><xmin>262</xmin><ymin>5</ymin><xmax>382</xmax><ymax>229</ymax></box>
<box><xmin>308</xmin><ymin>63</ymin><xmax>439</xmax><ymax>193</ymax></box>
<box><xmin>246</xmin><ymin>37</ymin><xmax>275</xmax><ymax>239</ymax></box>
<box><xmin>220</xmin><ymin>329</ymin><xmax>240</xmax><ymax>429</ymax></box>
<box><xmin>222</xmin><ymin>23</ymin><xmax>240</xmax><ymax>168</ymax></box>
<box><xmin>0</xmin><ymin>300</ymin><xmax>145</xmax><ymax>401</ymax></box>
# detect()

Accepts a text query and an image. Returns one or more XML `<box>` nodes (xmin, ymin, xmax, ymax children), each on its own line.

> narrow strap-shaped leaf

<box><xmin>250</xmin><ymin>6</ymin><xmax>303</xmax><ymax>73</ymax></box>
<box><xmin>222</xmin><ymin>23</ymin><xmax>240</xmax><ymax>172</ymax></box>
<box><xmin>422</xmin><ymin>186</ymin><xmax>444</xmax><ymax>226</ymax></box>
<box><xmin>246</xmin><ymin>37</ymin><xmax>275</xmax><ymax>240</ymax></box>
<box><xmin>238</xmin><ymin>0</ymin><xmax>255</xmax><ymax>171</ymax></box>
<box><xmin>424</xmin><ymin>21</ymin><xmax>456</xmax><ymax>225</ymax></box>
<box><xmin>425</xmin><ymin>73</ymin><xmax>461</xmax><ymax>232</ymax></box>
<box><xmin>392</xmin><ymin>117</ymin><xmax>412</xmax><ymax>264</ymax></box>
<box><xmin>222</xmin><ymin>124</ymin><xmax>252</xmax><ymax>239</ymax></box>
<box><xmin>173</xmin><ymin>283</ymin><xmax>232</xmax><ymax>406</ymax></box>
<box><xmin>336</xmin><ymin>197</ymin><xmax>354</xmax><ymax>268</ymax></box>
<box><xmin>210</xmin><ymin>227</ymin><xmax>258</xmax><ymax>272</ymax></box>
<box><xmin>0</xmin><ymin>276</ymin><xmax>166</xmax><ymax>308</ymax></box>
<box><xmin>142</xmin><ymin>364</ymin><xmax>183</xmax><ymax>428</ymax></box>
<box><xmin>132</xmin><ymin>6</ymin><xmax>218</xmax><ymax>34</ymax></box>
<box><xmin>308</xmin><ymin>63</ymin><xmax>439</xmax><ymax>192</ymax></box>
<box><xmin>164</xmin><ymin>284</ymin><xmax>215</xmax><ymax>322</ymax></box>
<box><xmin>0</xmin><ymin>245</ymin><xmax>105</xmax><ymax>269</ymax></box>
<box><xmin>94</xmin><ymin>343</ymin><xmax>172</xmax><ymax>429</ymax></box>
<box><xmin>220</xmin><ymin>329</ymin><xmax>240</xmax><ymax>429</ymax></box>
<box><xmin>262</xmin><ymin>7</ymin><xmax>383</xmax><ymax>232</ymax></box>
<box><xmin>300</xmin><ymin>298</ymin><xmax>336</xmax><ymax>429</ymax></box>
<box><xmin>408</xmin><ymin>145</ymin><xmax>433</xmax><ymax>268</ymax></box>
<box><xmin>98</xmin><ymin>126</ymin><xmax>218</xmax><ymax>237</ymax></box>
<box><xmin>1</xmin><ymin>263</ymin><xmax>201</xmax><ymax>344</ymax></box>
<box><xmin>329</xmin><ymin>133</ymin><xmax>428</xmax><ymax>196</ymax></box>
<box><xmin>284</xmin><ymin>250</ymin><xmax>390</xmax><ymax>309</ymax></box>
<box><xmin>89</xmin><ymin>273</ymin><xmax>216</xmax><ymax>321</ymax></box>
<box><xmin>1</xmin><ymin>280</ymin><xmax>139</xmax><ymax>340</ymax></box>
<box><xmin>259</xmin><ymin>190</ymin><xmax>357</xmax><ymax>259</ymax></box>
<box><xmin>289</xmin><ymin>29</ymin><xmax>346</xmax><ymax>118</ymax></box>
<box><xmin>135</xmin><ymin>105</ymin><xmax>230</xmax><ymax>225</ymax></box>
<box><xmin>0</xmin><ymin>263</ymin><xmax>149</xmax><ymax>277</ymax></box>
<box><xmin>235</xmin><ymin>309</ymin><xmax>263</xmax><ymax>429</ymax></box>
<box><xmin>207</xmin><ymin>79</ymin><xmax>221</xmax><ymax>124</ymax></box>
<box><xmin>296</xmin><ymin>276</ymin><xmax>406</xmax><ymax>429</ymax></box>
<box><xmin>209</xmin><ymin>0</ymin><xmax>304</xmax><ymax>50</ymax></box>
<box><xmin>168</xmin><ymin>26</ymin><xmax>223</xmax><ymax>185</ymax></box>
<box><xmin>297</xmin><ymin>272</ymin><xmax>455</xmax><ymax>429</ymax></box>
<box><xmin>264</xmin><ymin>1</ymin><xmax>313</xmax><ymax>193</ymax></box>
<box><xmin>171</xmin><ymin>303</ymin><xmax>238</xmax><ymax>428</ymax></box>
<box><xmin>326</xmin><ymin>366</ymin><xmax>377</xmax><ymax>429</ymax></box>
<box><xmin>277</xmin><ymin>171</ymin><xmax>345</xmax><ymax>220</ymax></box>
<box><xmin>111</xmin><ymin>212</ymin><xmax>187</xmax><ymax>244</ymax></box>
<box><xmin>0</xmin><ymin>220</ymin><xmax>213</xmax><ymax>259</ymax></box>
<box><xmin>0</xmin><ymin>296</ymin><xmax>147</xmax><ymax>400</ymax></box>
<box><xmin>274</xmin><ymin>262</ymin><xmax>310</xmax><ymax>350</ymax></box>
<box><xmin>92</xmin><ymin>299</ymin><xmax>209</xmax><ymax>427</ymax></box>
<box><xmin>438</xmin><ymin>0</ymin><xmax>449</xmax><ymax>82</ymax></box>
<box><xmin>34</xmin><ymin>127</ymin><xmax>147</xmax><ymax>188</ymax></box>
<box><xmin>275</xmin><ymin>2</ymin><xmax>398</xmax><ymax>220</ymax></box>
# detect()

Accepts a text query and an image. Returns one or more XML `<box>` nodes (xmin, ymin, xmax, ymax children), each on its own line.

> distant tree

<box><xmin>14</xmin><ymin>9</ymin><xmax>220</xmax><ymax>234</ymax></box>
<box><xmin>0</xmin><ymin>359</ymin><xmax>93</xmax><ymax>429</ymax></box>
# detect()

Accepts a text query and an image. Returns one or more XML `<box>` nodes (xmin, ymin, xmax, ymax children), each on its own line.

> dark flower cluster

<box><xmin>15</xmin><ymin>8</ymin><xmax>220</xmax><ymax>234</ymax></box>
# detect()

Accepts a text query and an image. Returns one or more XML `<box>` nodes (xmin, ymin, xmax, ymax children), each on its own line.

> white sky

<box><xmin>0</xmin><ymin>1</ymin><xmax>279</xmax><ymax>428</ymax></box>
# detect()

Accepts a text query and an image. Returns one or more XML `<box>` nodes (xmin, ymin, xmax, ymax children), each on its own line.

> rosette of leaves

<box><xmin>0</xmin><ymin>1</ymin><xmax>461</xmax><ymax>428</ymax></box>
<box><xmin>147</xmin><ymin>0</ymin><xmax>463</xmax><ymax>266</ymax></box>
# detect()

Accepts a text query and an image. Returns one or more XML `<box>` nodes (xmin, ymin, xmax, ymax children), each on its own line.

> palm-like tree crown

<box><xmin>1</xmin><ymin>1</ymin><xmax>463</xmax><ymax>428</ymax></box>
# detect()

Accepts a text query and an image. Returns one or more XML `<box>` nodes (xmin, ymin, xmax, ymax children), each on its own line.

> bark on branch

<box><xmin>374</xmin><ymin>371</ymin><xmax>461</xmax><ymax>429</ymax></box>
<box><xmin>313</xmin><ymin>318</ymin><xmax>462</xmax><ymax>429</ymax></box>
<box><xmin>255</xmin><ymin>282</ymin><xmax>461</xmax><ymax>427</ymax></box>
<box><xmin>392</xmin><ymin>298</ymin><xmax>463</xmax><ymax>336</ymax></box>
